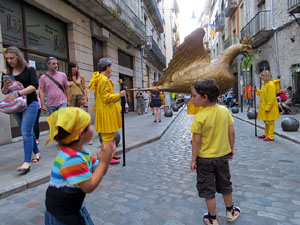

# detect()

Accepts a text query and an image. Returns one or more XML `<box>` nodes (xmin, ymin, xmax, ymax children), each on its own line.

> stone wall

<box><xmin>0</xmin><ymin>24</ymin><xmax>13</xmax><ymax>144</ymax></box>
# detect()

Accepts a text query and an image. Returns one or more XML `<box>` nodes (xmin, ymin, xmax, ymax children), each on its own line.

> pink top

<box><xmin>39</xmin><ymin>72</ymin><xmax>68</xmax><ymax>107</ymax></box>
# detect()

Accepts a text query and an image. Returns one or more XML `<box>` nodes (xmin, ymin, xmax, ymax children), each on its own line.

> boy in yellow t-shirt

<box><xmin>190</xmin><ymin>79</ymin><xmax>240</xmax><ymax>225</ymax></box>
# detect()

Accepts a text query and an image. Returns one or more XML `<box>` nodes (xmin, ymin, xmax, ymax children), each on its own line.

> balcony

<box><xmin>145</xmin><ymin>36</ymin><xmax>166</xmax><ymax>70</ymax></box>
<box><xmin>223</xmin><ymin>35</ymin><xmax>238</xmax><ymax>50</ymax></box>
<box><xmin>65</xmin><ymin>0</ymin><xmax>145</xmax><ymax>47</ymax></box>
<box><xmin>288</xmin><ymin>0</ymin><xmax>300</xmax><ymax>13</ymax></box>
<box><xmin>224</xmin><ymin>0</ymin><xmax>238</xmax><ymax>18</ymax></box>
<box><xmin>215</xmin><ymin>13</ymin><xmax>225</xmax><ymax>32</ymax></box>
<box><xmin>224</xmin><ymin>38</ymin><xmax>231</xmax><ymax>50</ymax></box>
<box><xmin>240</xmin><ymin>10</ymin><xmax>273</xmax><ymax>48</ymax></box>
<box><xmin>143</xmin><ymin>0</ymin><xmax>164</xmax><ymax>33</ymax></box>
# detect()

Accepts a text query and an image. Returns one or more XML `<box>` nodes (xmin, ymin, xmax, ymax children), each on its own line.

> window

<box><xmin>118</xmin><ymin>50</ymin><xmax>133</xmax><ymax>69</ymax></box>
<box><xmin>0</xmin><ymin>1</ymin><xmax>68</xmax><ymax>66</ymax></box>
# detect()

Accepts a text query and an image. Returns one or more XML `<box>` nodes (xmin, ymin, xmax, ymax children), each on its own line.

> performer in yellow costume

<box><xmin>256</xmin><ymin>70</ymin><xmax>280</xmax><ymax>141</ymax></box>
<box><xmin>88</xmin><ymin>58</ymin><xmax>126</xmax><ymax>164</ymax></box>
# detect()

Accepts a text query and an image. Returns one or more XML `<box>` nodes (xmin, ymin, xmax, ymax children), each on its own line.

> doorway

<box><xmin>92</xmin><ymin>38</ymin><xmax>103</xmax><ymax>71</ymax></box>
<box><xmin>119</xmin><ymin>74</ymin><xmax>134</xmax><ymax>111</ymax></box>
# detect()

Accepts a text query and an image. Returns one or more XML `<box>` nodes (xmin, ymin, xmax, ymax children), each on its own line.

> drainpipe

<box><xmin>140</xmin><ymin>46</ymin><xmax>145</xmax><ymax>88</ymax></box>
<box><xmin>271</xmin><ymin>0</ymin><xmax>280</xmax><ymax>78</ymax></box>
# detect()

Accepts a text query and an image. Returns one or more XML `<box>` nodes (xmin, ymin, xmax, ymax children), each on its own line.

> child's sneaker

<box><xmin>203</xmin><ymin>213</ymin><xmax>219</xmax><ymax>225</ymax></box>
<box><xmin>226</xmin><ymin>205</ymin><xmax>241</xmax><ymax>222</ymax></box>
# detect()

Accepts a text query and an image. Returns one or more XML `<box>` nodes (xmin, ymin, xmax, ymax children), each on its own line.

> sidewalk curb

<box><xmin>0</xmin><ymin>107</ymin><xmax>184</xmax><ymax>199</ymax></box>
<box><xmin>233</xmin><ymin>115</ymin><xmax>300</xmax><ymax>145</ymax></box>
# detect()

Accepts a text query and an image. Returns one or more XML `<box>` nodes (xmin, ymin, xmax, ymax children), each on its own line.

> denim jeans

<box><xmin>34</xmin><ymin>108</ymin><xmax>41</xmax><ymax>140</ymax></box>
<box><xmin>48</xmin><ymin>104</ymin><xmax>67</xmax><ymax>115</ymax></box>
<box><xmin>13</xmin><ymin>101</ymin><xmax>39</xmax><ymax>162</ymax></box>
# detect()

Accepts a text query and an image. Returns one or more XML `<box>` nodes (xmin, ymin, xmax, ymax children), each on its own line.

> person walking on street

<box><xmin>255</xmin><ymin>70</ymin><xmax>280</xmax><ymax>141</ymax></box>
<box><xmin>143</xmin><ymin>91</ymin><xmax>150</xmax><ymax>113</ymax></box>
<box><xmin>242</xmin><ymin>80</ymin><xmax>253</xmax><ymax>112</ymax></box>
<box><xmin>190</xmin><ymin>79</ymin><xmax>240</xmax><ymax>225</ymax></box>
<box><xmin>151</xmin><ymin>90</ymin><xmax>162</xmax><ymax>122</ymax></box>
<box><xmin>88</xmin><ymin>58</ymin><xmax>126</xmax><ymax>164</ymax></box>
<box><xmin>136</xmin><ymin>89</ymin><xmax>144</xmax><ymax>115</ymax></box>
<box><xmin>39</xmin><ymin>56</ymin><xmax>69</xmax><ymax>115</ymax></box>
<box><xmin>1</xmin><ymin>46</ymin><xmax>40</xmax><ymax>173</ymax></box>
<box><xmin>67</xmin><ymin>62</ymin><xmax>88</xmax><ymax>107</ymax></box>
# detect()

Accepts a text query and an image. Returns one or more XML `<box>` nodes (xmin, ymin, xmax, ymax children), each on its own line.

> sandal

<box><xmin>203</xmin><ymin>213</ymin><xmax>219</xmax><ymax>225</ymax></box>
<box><xmin>32</xmin><ymin>155</ymin><xmax>41</xmax><ymax>163</ymax></box>
<box><xmin>17</xmin><ymin>166</ymin><xmax>31</xmax><ymax>174</ymax></box>
<box><xmin>226</xmin><ymin>205</ymin><xmax>241</xmax><ymax>222</ymax></box>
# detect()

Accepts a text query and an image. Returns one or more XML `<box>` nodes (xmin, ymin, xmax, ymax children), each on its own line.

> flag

<box><xmin>210</xmin><ymin>24</ymin><xmax>216</xmax><ymax>37</ymax></box>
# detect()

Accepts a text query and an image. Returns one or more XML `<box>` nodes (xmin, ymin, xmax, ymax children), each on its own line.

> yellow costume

<box><xmin>88</xmin><ymin>72</ymin><xmax>122</xmax><ymax>142</ymax></box>
<box><xmin>256</xmin><ymin>80</ymin><xmax>280</xmax><ymax>139</ymax></box>
<box><xmin>45</xmin><ymin>107</ymin><xmax>90</xmax><ymax>145</ymax></box>
<box><xmin>187</xmin><ymin>98</ymin><xmax>203</xmax><ymax>115</ymax></box>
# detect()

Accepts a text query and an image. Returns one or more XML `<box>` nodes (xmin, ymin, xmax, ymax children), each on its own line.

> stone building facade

<box><xmin>0</xmin><ymin>0</ymin><xmax>167</xmax><ymax>144</ymax></box>
<box><xmin>199</xmin><ymin>0</ymin><xmax>300</xmax><ymax>106</ymax></box>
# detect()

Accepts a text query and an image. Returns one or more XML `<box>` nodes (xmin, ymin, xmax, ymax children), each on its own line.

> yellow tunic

<box><xmin>256</xmin><ymin>80</ymin><xmax>280</xmax><ymax>121</ymax></box>
<box><xmin>88</xmin><ymin>72</ymin><xmax>122</xmax><ymax>133</ymax></box>
<box><xmin>187</xmin><ymin>99</ymin><xmax>203</xmax><ymax>115</ymax></box>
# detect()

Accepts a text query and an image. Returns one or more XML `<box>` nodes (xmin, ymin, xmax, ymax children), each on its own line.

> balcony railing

<box><xmin>102</xmin><ymin>0</ymin><xmax>145</xmax><ymax>38</ymax></box>
<box><xmin>240</xmin><ymin>10</ymin><xmax>273</xmax><ymax>47</ymax></box>
<box><xmin>215</xmin><ymin>13</ymin><xmax>225</xmax><ymax>32</ymax></box>
<box><xmin>143</xmin><ymin>0</ymin><xmax>164</xmax><ymax>33</ymax></box>
<box><xmin>145</xmin><ymin>36</ymin><xmax>166</xmax><ymax>68</ymax></box>
<box><xmin>288</xmin><ymin>0</ymin><xmax>300</xmax><ymax>13</ymax></box>
<box><xmin>224</xmin><ymin>0</ymin><xmax>238</xmax><ymax>17</ymax></box>
<box><xmin>223</xmin><ymin>35</ymin><xmax>238</xmax><ymax>50</ymax></box>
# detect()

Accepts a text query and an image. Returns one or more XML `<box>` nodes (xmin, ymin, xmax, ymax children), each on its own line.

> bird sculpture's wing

<box><xmin>156</xmin><ymin>28</ymin><xmax>210</xmax><ymax>85</ymax></box>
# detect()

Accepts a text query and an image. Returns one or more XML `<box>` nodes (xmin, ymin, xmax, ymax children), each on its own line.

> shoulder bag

<box><xmin>45</xmin><ymin>73</ymin><xmax>65</xmax><ymax>93</ymax></box>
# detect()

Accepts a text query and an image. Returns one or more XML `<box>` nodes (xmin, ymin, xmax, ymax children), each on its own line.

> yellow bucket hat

<box><xmin>45</xmin><ymin>107</ymin><xmax>91</xmax><ymax>145</ymax></box>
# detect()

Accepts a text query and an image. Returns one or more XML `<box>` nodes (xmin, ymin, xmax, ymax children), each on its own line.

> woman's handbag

<box><xmin>0</xmin><ymin>79</ymin><xmax>27</xmax><ymax>114</ymax></box>
<box><xmin>149</xmin><ymin>101</ymin><xmax>154</xmax><ymax>108</ymax></box>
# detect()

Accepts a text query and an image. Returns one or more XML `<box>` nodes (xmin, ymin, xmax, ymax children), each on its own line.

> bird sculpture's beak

<box><xmin>242</xmin><ymin>44</ymin><xmax>253</xmax><ymax>55</ymax></box>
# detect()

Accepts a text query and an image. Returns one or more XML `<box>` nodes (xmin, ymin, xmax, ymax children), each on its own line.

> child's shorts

<box><xmin>196</xmin><ymin>155</ymin><xmax>232</xmax><ymax>199</ymax></box>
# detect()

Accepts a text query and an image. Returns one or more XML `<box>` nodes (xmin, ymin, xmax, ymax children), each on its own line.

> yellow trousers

<box><xmin>101</xmin><ymin>132</ymin><xmax>115</xmax><ymax>158</ymax></box>
<box><xmin>101</xmin><ymin>132</ymin><xmax>115</xmax><ymax>143</ymax></box>
<box><xmin>264</xmin><ymin>120</ymin><xmax>275</xmax><ymax>139</ymax></box>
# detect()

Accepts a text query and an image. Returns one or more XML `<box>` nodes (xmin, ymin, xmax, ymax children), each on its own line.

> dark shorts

<box><xmin>152</xmin><ymin>97</ymin><xmax>161</xmax><ymax>107</ymax></box>
<box><xmin>196</xmin><ymin>156</ymin><xmax>232</xmax><ymax>199</ymax></box>
<box><xmin>285</xmin><ymin>102</ymin><xmax>293</xmax><ymax>107</ymax></box>
<box><xmin>245</xmin><ymin>98</ymin><xmax>252</xmax><ymax>105</ymax></box>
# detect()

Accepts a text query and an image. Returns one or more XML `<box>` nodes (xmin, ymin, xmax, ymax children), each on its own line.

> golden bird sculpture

<box><xmin>139</xmin><ymin>28</ymin><xmax>252</xmax><ymax>94</ymax></box>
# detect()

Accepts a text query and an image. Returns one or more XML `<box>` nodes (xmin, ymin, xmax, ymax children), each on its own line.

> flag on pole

<box><xmin>210</xmin><ymin>24</ymin><xmax>216</xmax><ymax>37</ymax></box>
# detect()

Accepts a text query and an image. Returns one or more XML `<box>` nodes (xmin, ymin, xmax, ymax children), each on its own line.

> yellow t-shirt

<box><xmin>190</xmin><ymin>104</ymin><xmax>233</xmax><ymax>158</ymax></box>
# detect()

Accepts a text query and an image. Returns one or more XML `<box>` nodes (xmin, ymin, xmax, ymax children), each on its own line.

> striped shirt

<box><xmin>49</xmin><ymin>146</ymin><xmax>99</xmax><ymax>188</ymax></box>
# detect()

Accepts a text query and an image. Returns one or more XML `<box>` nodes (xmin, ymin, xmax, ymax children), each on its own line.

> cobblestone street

<box><xmin>0</xmin><ymin>111</ymin><xmax>300</xmax><ymax>225</ymax></box>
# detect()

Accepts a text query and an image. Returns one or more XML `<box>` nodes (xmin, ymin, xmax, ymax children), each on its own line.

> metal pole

<box><xmin>140</xmin><ymin>46</ymin><xmax>144</xmax><ymax>88</ymax></box>
<box><xmin>271</xmin><ymin>0</ymin><xmax>280</xmax><ymax>77</ymax></box>
<box><xmin>120</xmin><ymin>81</ymin><xmax>126</xmax><ymax>166</ymax></box>
<box><xmin>254</xmin><ymin>89</ymin><xmax>257</xmax><ymax>136</ymax></box>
